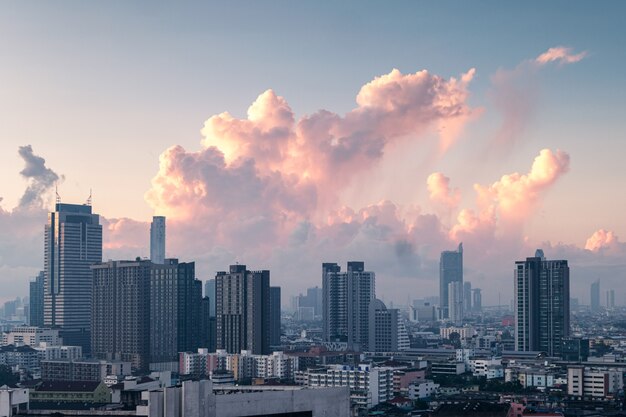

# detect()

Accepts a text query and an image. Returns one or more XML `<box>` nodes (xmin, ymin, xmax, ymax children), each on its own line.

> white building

<box><xmin>34</xmin><ymin>344</ymin><xmax>82</xmax><ymax>361</ymax></box>
<box><xmin>471</xmin><ymin>358</ymin><xmax>502</xmax><ymax>378</ymax></box>
<box><xmin>0</xmin><ymin>386</ymin><xmax>29</xmax><ymax>416</ymax></box>
<box><xmin>440</xmin><ymin>326</ymin><xmax>475</xmax><ymax>341</ymax></box>
<box><xmin>306</xmin><ymin>364</ymin><xmax>394</xmax><ymax>409</ymax></box>
<box><xmin>448</xmin><ymin>281</ymin><xmax>464</xmax><ymax>324</ymax></box>
<box><xmin>568</xmin><ymin>366</ymin><xmax>624</xmax><ymax>398</ymax></box>
<box><xmin>1</xmin><ymin>327</ymin><xmax>61</xmax><ymax>347</ymax></box>
<box><xmin>408</xmin><ymin>380</ymin><xmax>439</xmax><ymax>399</ymax></box>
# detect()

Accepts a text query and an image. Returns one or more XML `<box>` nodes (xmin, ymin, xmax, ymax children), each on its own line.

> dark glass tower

<box><xmin>439</xmin><ymin>243</ymin><xmax>463</xmax><ymax>319</ymax></box>
<box><xmin>514</xmin><ymin>249</ymin><xmax>570</xmax><ymax>356</ymax></box>
<box><xmin>44</xmin><ymin>203</ymin><xmax>102</xmax><ymax>353</ymax></box>
<box><xmin>29</xmin><ymin>271</ymin><xmax>45</xmax><ymax>327</ymax></box>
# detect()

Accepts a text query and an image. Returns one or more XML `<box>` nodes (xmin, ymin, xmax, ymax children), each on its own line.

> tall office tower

<box><xmin>269</xmin><ymin>287</ymin><xmax>281</xmax><ymax>347</ymax></box>
<box><xmin>463</xmin><ymin>281</ymin><xmax>472</xmax><ymax>313</ymax></box>
<box><xmin>29</xmin><ymin>271</ymin><xmax>45</xmax><ymax>327</ymax></box>
<box><xmin>91</xmin><ymin>260</ymin><xmax>151</xmax><ymax>370</ymax></box>
<box><xmin>150</xmin><ymin>216</ymin><xmax>166</xmax><ymax>264</ymax></box>
<box><xmin>308</xmin><ymin>287</ymin><xmax>323</xmax><ymax>316</ymax></box>
<box><xmin>322</xmin><ymin>261</ymin><xmax>375</xmax><ymax>350</ymax></box>
<box><xmin>590</xmin><ymin>280</ymin><xmax>600</xmax><ymax>312</ymax></box>
<box><xmin>514</xmin><ymin>249</ymin><xmax>570</xmax><ymax>356</ymax></box>
<box><xmin>439</xmin><ymin>243</ymin><xmax>463</xmax><ymax>319</ymax></box>
<box><xmin>204</xmin><ymin>279</ymin><xmax>216</xmax><ymax>317</ymax></box>
<box><xmin>472</xmin><ymin>288</ymin><xmax>482</xmax><ymax>313</ymax></box>
<box><xmin>44</xmin><ymin>203</ymin><xmax>102</xmax><ymax>353</ymax></box>
<box><xmin>199</xmin><ymin>297</ymin><xmax>212</xmax><ymax>349</ymax></box>
<box><xmin>150</xmin><ymin>259</ymin><xmax>202</xmax><ymax>363</ymax></box>
<box><xmin>368</xmin><ymin>299</ymin><xmax>409</xmax><ymax>351</ymax></box>
<box><xmin>607</xmin><ymin>290</ymin><xmax>615</xmax><ymax>309</ymax></box>
<box><xmin>215</xmin><ymin>265</ymin><xmax>270</xmax><ymax>354</ymax></box>
<box><xmin>448</xmin><ymin>281</ymin><xmax>464</xmax><ymax>325</ymax></box>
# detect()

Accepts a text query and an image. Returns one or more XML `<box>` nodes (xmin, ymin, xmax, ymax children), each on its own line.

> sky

<box><xmin>1</xmin><ymin>1</ymin><xmax>626</xmax><ymax>307</ymax></box>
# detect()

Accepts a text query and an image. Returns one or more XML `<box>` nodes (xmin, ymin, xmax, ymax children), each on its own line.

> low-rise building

<box><xmin>408</xmin><ymin>379</ymin><xmax>439</xmax><ymax>399</ymax></box>
<box><xmin>0</xmin><ymin>385</ymin><xmax>29</xmax><ymax>417</ymax></box>
<box><xmin>1</xmin><ymin>327</ymin><xmax>61</xmax><ymax>347</ymax></box>
<box><xmin>0</xmin><ymin>345</ymin><xmax>39</xmax><ymax>371</ymax></box>
<box><xmin>30</xmin><ymin>381</ymin><xmax>111</xmax><ymax>405</ymax></box>
<box><xmin>40</xmin><ymin>359</ymin><xmax>131</xmax><ymax>382</ymax></box>
<box><xmin>567</xmin><ymin>365</ymin><xmax>624</xmax><ymax>398</ymax></box>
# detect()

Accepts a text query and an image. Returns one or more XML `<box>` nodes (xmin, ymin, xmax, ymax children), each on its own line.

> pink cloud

<box><xmin>585</xmin><ymin>229</ymin><xmax>622</xmax><ymax>253</ymax></box>
<box><xmin>427</xmin><ymin>172</ymin><xmax>461</xmax><ymax>212</ymax></box>
<box><xmin>535</xmin><ymin>46</ymin><xmax>587</xmax><ymax>65</ymax></box>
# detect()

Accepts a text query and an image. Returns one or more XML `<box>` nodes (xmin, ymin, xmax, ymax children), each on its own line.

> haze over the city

<box><xmin>1</xmin><ymin>1</ymin><xmax>625</xmax><ymax>305</ymax></box>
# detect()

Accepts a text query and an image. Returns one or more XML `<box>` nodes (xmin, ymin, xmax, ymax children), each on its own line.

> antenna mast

<box><xmin>86</xmin><ymin>189</ymin><xmax>92</xmax><ymax>206</ymax></box>
<box><xmin>55</xmin><ymin>186</ymin><xmax>61</xmax><ymax>204</ymax></box>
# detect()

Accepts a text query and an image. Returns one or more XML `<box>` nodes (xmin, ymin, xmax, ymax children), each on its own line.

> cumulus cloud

<box><xmin>585</xmin><ymin>229</ymin><xmax>623</xmax><ymax>253</ymax></box>
<box><xmin>427</xmin><ymin>172</ymin><xmax>461</xmax><ymax>212</ymax></box>
<box><xmin>17</xmin><ymin>145</ymin><xmax>61</xmax><ymax>210</ymax></box>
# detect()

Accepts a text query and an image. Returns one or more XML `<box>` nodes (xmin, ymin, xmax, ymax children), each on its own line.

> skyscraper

<box><xmin>590</xmin><ymin>280</ymin><xmax>600</xmax><ymax>312</ymax></box>
<box><xmin>29</xmin><ymin>271</ymin><xmax>45</xmax><ymax>327</ymax></box>
<box><xmin>322</xmin><ymin>261</ymin><xmax>375</xmax><ymax>350</ymax></box>
<box><xmin>215</xmin><ymin>265</ymin><xmax>270</xmax><ymax>354</ymax></box>
<box><xmin>439</xmin><ymin>243</ymin><xmax>463</xmax><ymax>319</ymax></box>
<box><xmin>606</xmin><ymin>289</ymin><xmax>615</xmax><ymax>309</ymax></box>
<box><xmin>204</xmin><ymin>279</ymin><xmax>216</xmax><ymax>317</ymax></box>
<box><xmin>463</xmin><ymin>281</ymin><xmax>472</xmax><ymax>314</ymax></box>
<box><xmin>472</xmin><ymin>288</ymin><xmax>482</xmax><ymax>313</ymax></box>
<box><xmin>150</xmin><ymin>216</ymin><xmax>166</xmax><ymax>264</ymax></box>
<box><xmin>514</xmin><ymin>249</ymin><xmax>570</xmax><ymax>356</ymax></box>
<box><xmin>448</xmin><ymin>281</ymin><xmax>464</xmax><ymax>325</ymax></box>
<box><xmin>44</xmin><ymin>203</ymin><xmax>102</xmax><ymax>352</ymax></box>
<box><xmin>91</xmin><ymin>260</ymin><xmax>151</xmax><ymax>370</ymax></box>
<box><xmin>269</xmin><ymin>287</ymin><xmax>281</xmax><ymax>347</ymax></box>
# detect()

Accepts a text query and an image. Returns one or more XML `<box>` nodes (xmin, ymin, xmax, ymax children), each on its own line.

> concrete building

<box><xmin>448</xmin><ymin>281</ymin><xmax>464</xmax><ymax>324</ymax></box>
<box><xmin>216</xmin><ymin>265</ymin><xmax>270</xmax><ymax>355</ymax></box>
<box><xmin>409</xmin><ymin>301</ymin><xmax>437</xmax><ymax>323</ymax></box>
<box><xmin>606</xmin><ymin>289</ymin><xmax>615</xmax><ymax>309</ymax></box>
<box><xmin>463</xmin><ymin>281</ymin><xmax>472</xmax><ymax>314</ymax></box>
<box><xmin>0</xmin><ymin>345</ymin><xmax>39</xmax><ymax>371</ymax></box>
<box><xmin>135</xmin><ymin>380</ymin><xmax>350</xmax><ymax>417</ymax></box>
<box><xmin>34</xmin><ymin>344</ymin><xmax>82</xmax><ymax>361</ymax></box>
<box><xmin>368</xmin><ymin>299</ymin><xmax>409</xmax><ymax>352</ymax></box>
<box><xmin>40</xmin><ymin>359</ymin><xmax>131</xmax><ymax>382</ymax></box>
<box><xmin>514</xmin><ymin>249</ymin><xmax>570</xmax><ymax>357</ymax></box>
<box><xmin>439</xmin><ymin>243</ymin><xmax>463</xmax><ymax>319</ymax></box>
<box><xmin>30</xmin><ymin>381</ymin><xmax>111</xmax><ymax>405</ymax></box>
<box><xmin>2</xmin><ymin>327</ymin><xmax>61</xmax><ymax>347</ymax></box>
<box><xmin>322</xmin><ymin>262</ymin><xmax>375</xmax><ymax>351</ymax></box>
<box><xmin>44</xmin><ymin>203</ymin><xmax>102</xmax><ymax>353</ymax></box>
<box><xmin>269</xmin><ymin>286</ymin><xmax>281</xmax><ymax>347</ymax></box>
<box><xmin>149</xmin><ymin>216</ymin><xmax>166</xmax><ymax>264</ymax></box>
<box><xmin>590</xmin><ymin>280</ymin><xmax>600</xmax><ymax>312</ymax></box>
<box><xmin>567</xmin><ymin>365</ymin><xmax>624</xmax><ymax>398</ymax></box>
<box><xmin>440</xmin><ymin>326</ymin><xmax>475</xmax><ymax>341</ymax></box>
<box><xmin>29</xmin><ymin>271</ymin><xmax>44</xmax><ymax>327</ymax></box>
<box><xmin>306</xmin><ymin>364</ymin><xmax>393</xmax><ymax>410</ymax></box>
<box><xmin>0</xmin><ymin>385</ymin><xmax>29</xmax><ymax>417</ymax></box>
<box><xmin>472</xmin><ymin>288</ymin><xmax>482</xmax><ymax>313</ymax></box>
<box><xmin>561</xmin><ymin>337</ymin><xmax>589</xmax><ymax>362</ymax></box>
<box><xmin>408</xmin><ymin>380</ymin><xmax>439</xmax><ymax>399</ymax></box>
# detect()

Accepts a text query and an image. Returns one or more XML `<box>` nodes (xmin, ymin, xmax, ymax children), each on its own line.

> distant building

<box><xmin>29</xmin><ymin>271</ymin><xmax>44</xmax><ymax>327</ymax></box>
<box><xmin>568</xmin><ymin>365</ymin><xmax>623</xmax><ymax>397</ymax></box>
<box><xmin>322</xmin><ymin>262</ymin><xmax>375</xmax><ymax>351</ymax></box>
<box><xmin>561</xmin><ymin>337</ymin><xmax>589</xmax><ymax>362</ymax></box>
<box><xmin>215</xmin><ymin>265</ymin><xmax>270</xmax><ymax>354</ymax></box>
<box><xmin>514</xmin><ymin>249</ymin><xmax>570</xmax><ymax>356</ymax></box>
<box><xmin>448</xmin><ymin>281</ymin><xmax>464</xmax><ymax>325</ymax></box>
<box><xmin>44</xmin><ymin>203</ymin><xmax>102</xmax><ymax>353</ymax></box>
<box><xmin>204</xmin><ymin>279</ymin><xmax>216</xmax><ymax>317</ymax></box>
<box><xmin>2</xmin><ymin>326</ymin><xmax>61</xmax><ymax>347</ymax></box>
<box><xmin>439</xmin><ymin>243</ymin><xmax>463</xmax><ymax>319</ymax></box>
<box><xmin>150</xmin><ymin>216</ymin><xmax>166</xmax><ymax>264</ymax></box>
<box><xmin>40</xmin><ymin>359</ymin><xmax>131</xmax><ymax>381</ymax></box>
<box><xmin>472</xmin><ymin>288</ymin><xmax>482</xmax><ymax>313</ymax></box>
<box><xmin>269</xmin><ymin>287</ymin><xmax>281</xmax><ymax>347</ymax></box>
<box><xmin>590</xmin><ymin>280</ymin><xmax>600</xmax><ymax>312</ymax></box>
<box><xmin>606</xmin><ymin>289</ymin><xmax>615</xmax><ymax>309</ymax></box>
<box><xmin>368</xmin><ymin>299</ymin><xmax>409</xmax><ymax>351</ymax></box>
<box><xmin>463</xmin><ymin>281</ymin><xmax>472</xmax><ymax>313</ymax></box>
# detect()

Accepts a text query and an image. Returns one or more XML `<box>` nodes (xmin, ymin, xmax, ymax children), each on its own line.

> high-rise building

<box><xmin>322</xmin><ymin>262</ymin><xmax>375</xmax><ymax>350</ymax></box>
<box><xmin>215</xmin><ymin>265</ymin><xmax>270</xmax><ymax>354</ymax></box>
<box><xmin>590</xmin><ymin>280</ymin><xmax>600</xmax><ymax>312</ymax></box>
<box><xmin>199</xmin><ymin>297</ymin><xmax>212</xmax><ymax>350</ymax></box>
<box><xmin>514</xmin><ymin>249</ymin><xmax>570</xmax><ymax>356</ymax></box>
<box><xmin>29</xmin><ymin>271</ymin><xmax>45</xmax><ymax>327</ymax></box>
<box><xmin>269</xmin><ymin>287</ymin><xmax>281</xmax><ymax>347</ymax></box>
<box><xmin>204</xmin><ymin>279</ymin><xmax>216</xmax><ymax>317</ymax></box>
<box><xmin>472</xmin><ymin>288</ymin><xmax>482</xmax><ymax>313</ymax></box>
<box><xmin>368</xmin><ymin>299</ymin><xmax>409</xmax><ymax>351</ymax></box>
<box><xmin>91</xmin><ymin>258</ymin><xmax>202</xmax><ymax>368</ymax></box>
<box><xmin>439</xmin><ymin>243</ymin><xmax>463</xmax><ymax>319</ymax></box>
<box><xmin>150</xmin><ymin>259</ymin><xmax>202</xmax><ymax>363</ymax></box>
<box><xmin>91</xmin><ymin>260</ymin><xmax>151</xmax><ymax>370</ymax></box>
<box><xmin>463</xmin><ymin>281</ymin><xmax>472</xmax><ymax>313</ymax></box>
<box><xmin>44</xmin><ymin>203</ymin><xmax>102</xmax><ymax>353</ymax></box>
<box><xmin>448</xmin><ymin>282</ymin><xmax>464</xmax><ymax>325</ymax></box>
<box><xmin>150</xmin><ymin>216</ymin><xmax>166</xmax><ymax>264</ymax></box>
<box><xmin>606</xmin><ymin>289</ymin><xmax>615</xmax><ymax>309</ymax></box>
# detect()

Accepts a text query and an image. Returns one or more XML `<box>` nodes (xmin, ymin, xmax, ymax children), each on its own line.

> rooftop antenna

<box><xmin>55</xmin><ymin>186</ymin><xmax>61</xmax><ymax>204</ymax></box>
<box><xmin>85</xmin><ymin>188</ymin><xmax>92</xmax><ymax>206</ymax></box>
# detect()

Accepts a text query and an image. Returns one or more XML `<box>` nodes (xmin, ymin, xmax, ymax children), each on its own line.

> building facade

<box><xmin>514</xmin><ymin>249</ymin><xmax>570</xmax><ymax>356</ymax></box>
<box><xmin>322</xmin><ymin>262</ymin><xmax>375</xmax><ymax>351</ymax></box>
<box><xmin>269</xmin><ymin>286</ymin><xmax>281</xmax><ymax>347</ymax></box>
<box><xmin>368</xmin><ymin>299</ymin><xmax>409</xmax><ymax>352</ymax></box>
<box><xmin>150</xmin><ymin>216</ymin><xmax>166</xmax><ymax>264</ymax></box>
<box><xmin>590</xmin><ymin>280</ymin><xmax>600</xmax><ymax>312</ymax></box>
<box><xmin>29</xmin><ymin>271</ymin><xmax>44</xmax><ymax>327</ymax></box>
<box><xmin>215</xmin><ymin>265</ymin><xmax>270</xmax><ymax>355</ymax></box>
<box><xmin>44</xmin><ymin>203</ymin><xmax>102</xmax><ymax>353</ymax></box>
<box><xmin>439</xmin><ymin>243</ymin><xmax>463</xmax><ymax>320</ymax></box>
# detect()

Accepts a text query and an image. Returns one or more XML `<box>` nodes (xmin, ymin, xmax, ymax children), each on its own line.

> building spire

<box><xmin>55</xmin><ymin>186</ymin><xmax>61</xmax><ymax>204</ymax></box>
<box><xmin>85</xmin><ymin>188</ymin><xmax>92</xmax><ymax>206</ymax></box>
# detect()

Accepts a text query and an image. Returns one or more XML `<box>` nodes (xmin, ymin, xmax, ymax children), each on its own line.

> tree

<box><xmin>0</xmin><ymin>365</ymin><xmax>19</xmax><ymax>386</ymax></box>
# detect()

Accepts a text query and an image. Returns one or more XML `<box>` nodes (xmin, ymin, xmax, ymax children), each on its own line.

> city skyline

<box><xmin>2</xmin><ymin>2</ymin><xmax>626</xmax><ymax>306</ymax></box>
